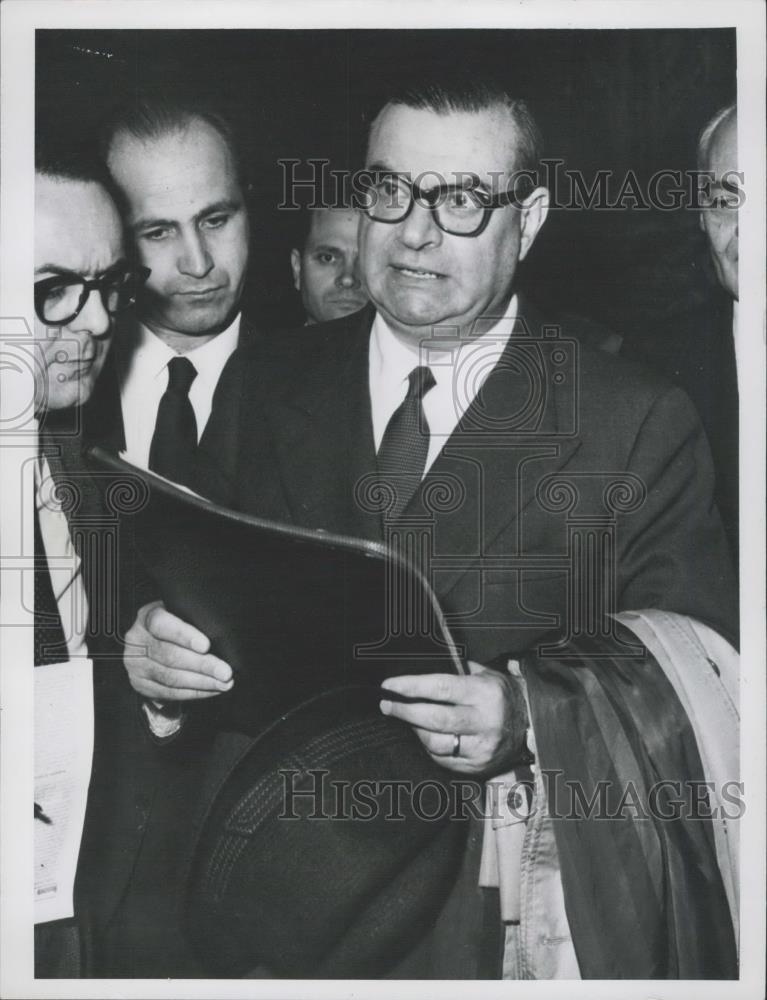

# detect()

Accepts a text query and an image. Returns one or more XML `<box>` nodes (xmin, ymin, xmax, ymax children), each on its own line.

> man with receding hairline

<box><xmin>92</xmin><ymin>95</ymin><xmax>253</xmax><ymax>488</ymax></box>
<box><xmin>625</xmin><ymin>103</ymin><xmax>741</xmax><ymax>562</ymax></box>
<box><xmin>79</xmin><ymin>94</ymin><xmax>257</xmax><ymax>977</ymax></box>
<box><xmin>696</xmin><ymin>103</ymin><xmax>740</xmax><ymax>557</ymax></box>
<box><xmin>93</xmin><ymin>95</ymin><xmax>251</xmax><ymax>723</ymax></box>
<box><xmin>698</xmin><ymin>103</ymin><xmax>739</xmax><ymax>302</ymax></box>
<box><xmin>122</xmin><ymin>78</ymin><xmax>739</xmax><ymax>979</ymax></box>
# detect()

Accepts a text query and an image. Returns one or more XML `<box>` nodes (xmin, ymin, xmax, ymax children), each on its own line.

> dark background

<box><xmin>37</xmin><ymin>28</ymin><xmax>736</xmax><ymax>335</ymax></box>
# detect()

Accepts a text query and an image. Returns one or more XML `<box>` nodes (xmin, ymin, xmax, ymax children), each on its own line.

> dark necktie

<box><xmin>34</xmin><ymin>504</ymin><xmax>68</xmax><ymax>665</ymax></box>
<box><xmin>376</xmin><ymin>365</ymin><xmax>436</xmax><ymax>519</ymax></box>
<box><xmin>149</xmin><ymin>356</ymin><xmax>198</xmax><ymax>486</ymax></box>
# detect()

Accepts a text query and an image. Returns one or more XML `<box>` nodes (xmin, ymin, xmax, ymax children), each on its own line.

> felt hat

<box><xmin>184</xmin><ymin>685</ymin><xmax>472</xmax><ymax>978</ymax></box>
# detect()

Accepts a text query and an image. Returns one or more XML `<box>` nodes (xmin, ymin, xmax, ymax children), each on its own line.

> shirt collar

<box><xmin>370</xmin><ymin>295</ymin><xmax>519</xmax><ymax>394</ymax></box>
<box><xmin>118</xmin><ymin>312</ymin><xmax>241</xmax><ymax>386</ymax></box>
<box><xmin>181</xmin><ymin>313</ymin><xmax>241</xmax><ymax>388</ymax></box>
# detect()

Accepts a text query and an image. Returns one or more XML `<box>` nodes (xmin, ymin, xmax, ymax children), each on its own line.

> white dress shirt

<box><xmin>116</xmin><ymin>314</ymin><xmax>241</xmax><ymax>469</ymax></box>
<box><xmin>35</xmin><ymin>456</ymin><xmax>89</xmax><ymax>659</ymax></box>
<box><xmin>369</xmin><ymin>296</ymin><xmax>520</xmax><ymax>472</ymax></box>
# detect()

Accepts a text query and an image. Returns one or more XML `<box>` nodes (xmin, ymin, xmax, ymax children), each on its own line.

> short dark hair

<box><xmin>291</xmin><ymin>206</ymin><xmax>316</xmax><ymax>253</ymax></box>
<box><xmin>99</xmin><ymin>91</ymin><xmax>248</xmax><ymax>192</ymax></box>
<box><xmin>291</xmin><ymin>207</ymin><xmax>349</xmax><ymax>253</ymax></box>
<box><xmin>366</xmin><ymin>74</ymin><xmax>543</xmax><ymax>176</ymax></box>
<box><xmin>35</xmin><ymin>142</ymin><xmax>113</xmax><ymax>189</ymax></box>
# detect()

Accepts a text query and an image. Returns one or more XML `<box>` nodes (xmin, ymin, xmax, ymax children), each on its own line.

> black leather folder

<box><xmin>87</xmin><ymin>447</ymin><xmax>464</xmax><ymax>734</ymax></box>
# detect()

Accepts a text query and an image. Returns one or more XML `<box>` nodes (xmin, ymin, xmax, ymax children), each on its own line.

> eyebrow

<box><xmin>368</xmin><ymin>161</ymin><xmax>396</xmax><ymax>175</ymax></box>
<box><xmin>34</xmin><ymin>259</ymin><xmax>129</xmax><ymax>279</ymax></box>
<box><xmin>132</xmin><ymin>199</ymin><xmax>242</xmax><ymax>232</ymax></box>
<box><xmin>366</xmin><ymin>163</ymin><xmax>485</xmax><ymax>190</ymax></box>
<box><xmin>308</xmin><ymin>242</ymin><xmax>345</xmax><ymax>253</ymax></box>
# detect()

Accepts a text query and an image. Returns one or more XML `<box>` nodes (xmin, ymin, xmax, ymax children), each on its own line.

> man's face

<box><xmin>34</xmin><ymin>176</ymin><xmax>124</xmax><ymax>411</ymax></box>
<box><xmin>359</xmin><ymin>103</ymin><xmax>548</xmax><ymax>343</ymax></box>
<box><xmin>290</xmin><ymin>209</ymin><xmax>368</xmax><ymax>324</ymax></box>
<box><xmin>107</xmin><ymin>118</ymin><xmax>250</xmax><ymax>345</ymax></box>
<box><xmin>700</xmin><ymin>114</ymin><xmax>738</xmax><ymax>300</ymax></box>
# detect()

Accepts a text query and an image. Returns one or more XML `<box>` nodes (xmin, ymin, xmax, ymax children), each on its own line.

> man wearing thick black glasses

<box><xmin>34</xmin><ymin>184</ymin><xmax>146</xmax><ymax>414</ymax></box>
<box><xmin>131</xmin><ymin>78</ymin><xmax>739</xmax><ymax>979</ymax></box>
<box><xmin>33</xmin><ymin>150</ymin><xmax>152</xmax><ymax>977</ymax></box>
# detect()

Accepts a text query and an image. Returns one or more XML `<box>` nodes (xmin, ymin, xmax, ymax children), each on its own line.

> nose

<box><xmin>336</xmin><ymin>254</ymin><xmax>362</xmax><ymax>289</ymax></box>
<box><xmin>178</xmin><ymin>230</ymin><xmax>214</xmax><ymax>279</ymax></box>
<box><xmin>397</xmin><ymin>202</ymin><xmax>443</xmax><ymax>251</ymax></box>
<box><xmin>71</xmin><ymin>286</ymin><xmax>111</xmax><ymax>341</ymax></box>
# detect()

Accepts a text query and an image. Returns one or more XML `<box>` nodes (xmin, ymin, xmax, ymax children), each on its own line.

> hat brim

<box><xmin>184</xmin><ymin>685</ymin><xmax>472</xmax><ymax>977</ymax></box>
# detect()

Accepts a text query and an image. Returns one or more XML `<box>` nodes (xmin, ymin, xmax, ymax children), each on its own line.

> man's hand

<box><xmin>379</xmin><ymin>662</ymin><xmax>528</xmax><ymax>775</ymax></box>
<box><xmin>123</xmin><ymin>601</ymin><xmax>234</xmax><ymax>701</ymax></box>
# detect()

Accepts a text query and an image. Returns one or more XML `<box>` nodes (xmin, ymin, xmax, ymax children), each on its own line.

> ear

<box><xmin>518</xmin><ymin>187</ymin><xmax>550</xmax><ymax>262</ymax></box>
<box><xmin>290</xmin><ymin>248</ymin><xmax>302</xmax><ymax>292</ymax></box>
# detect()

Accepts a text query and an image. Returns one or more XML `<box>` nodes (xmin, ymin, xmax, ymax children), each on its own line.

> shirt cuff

<box><xmin>507</xmin><ymin>659</ymin><xmax>536</xmax><ymax>763</ymax></box>
<box><xmin>141</xmin><ymin>699</ymin><xmax>185</xmax><ymax>740</ymax></box>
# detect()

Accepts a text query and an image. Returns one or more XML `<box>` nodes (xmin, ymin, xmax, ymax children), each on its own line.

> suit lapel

<box><xmin>82</xmin><ymin>350</ymin><xmax>125</xmax><ymax>453</ymax></box>
<box><xmin>396</xmin><ymin>298</ymin><xmax>583</xmax><ymax>599</ymax></box>
<box><xmin>40</xmin><ymin>419</ymin><xmax>114</xmax><ymax>659</ymax></box>
<box><xmin>39</xmin><ymin>415</ymin><xmax>105</xmax><ymax>526</ymax></box>
<box><xmin>256</xmin><ymin>301</ymin><xmax>583</xmax><ymax>589</ymax></box>
<box><xmin>38</xmin><ymin>416</ymin><xmax>149</xmax><ymax>926</ymax></box>
<box><xmin>194</xmin><ymin>343</ymin><xmax>248</xmax><ymax>504</ymax></box>
<box><xmin>263</xmin><ymin>309</ymin><xmax>381</xmax><ymax>541</ymax></box>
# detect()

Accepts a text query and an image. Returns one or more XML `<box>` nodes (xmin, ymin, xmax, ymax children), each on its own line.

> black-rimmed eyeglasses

<box><xmin>359</xmin><ymin>172</ymin><xmax>526</xmax><ymax>237</ymax></box>
<box><xmin>34</xmin><ymin>264</ymin><xmax>150</xmax><ymax>326</ymax></box>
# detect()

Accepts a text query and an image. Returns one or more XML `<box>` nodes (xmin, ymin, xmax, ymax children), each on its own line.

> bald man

<box><xmin>696</xmin><ymin>103</ymin><xmax>739</xmax><ymax>559</ymax></box>
<box><xmin>699</xmin><ymin>104</ymin><xmax>738</xmax><ymax>300</ymax></box>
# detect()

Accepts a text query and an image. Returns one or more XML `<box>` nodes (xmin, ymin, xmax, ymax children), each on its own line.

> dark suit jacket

<box><xmin>620</xmin><ymin>289</ymin><xmax>738</xmax><ymax>564</ymax></box>
<box><xmin>86</xmin><ymin>312</ymin><xmax>260</xmax><ymax>456</ymax></box>
<box><xmin>71</xmin><ymin>313</ymin><xmax>261</xmax><ymax>977</ymax></box>
<box><xmin>197</xmin><ymin>301</ymin><xmax>737</xmax><ymax>652</ymax></box>
<box><xmin>37</xmin><ymin>413</ymin><xmax>157</xmax><ymax>975</ymax></box>
<box><xmin>192</xmin><ymin>300</ymin><xmax>738</xmax><ymax>977</ymax></box>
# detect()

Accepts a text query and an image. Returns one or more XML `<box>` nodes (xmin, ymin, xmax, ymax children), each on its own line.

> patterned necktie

<box><xmin>376</xmin><ymin>365</ymin><xmax>436</xmax><ymax>519</ymax></box>
<box><xmin>149</xmin><ymin>356</ymin><xmax>198</xmax><ymax>485</ymax></box>
<box><xmin>34</xmin><ymin>504</ymin><xmax>68</xmax><ymax>665</ymax></box>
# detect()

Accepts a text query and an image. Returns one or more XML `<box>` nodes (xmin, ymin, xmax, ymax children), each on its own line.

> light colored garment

<box><xmin>35</xmin><ymin>455</ymin><xmax>88</xmax><ymax>659</ymax></box>
<box><xmin>481</xmin><ymin>611</ymin><xmax>740</xmax><ymax>979</ymax></box>
<box><xmin>616</xmin><ymin>609</ymin><xmax>740</xmax><ymax>940</ymax></box>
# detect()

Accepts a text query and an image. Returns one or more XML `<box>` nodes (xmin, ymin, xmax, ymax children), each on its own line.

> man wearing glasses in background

<box><xmin>33</xmin><ymin>148</ymin><xmax>151</xmax><ymax>977</ymax></box>
<box><xmin>126</xmin><ymin>77</ymin><xmax>739</xmax><ymax>979</ymax></box>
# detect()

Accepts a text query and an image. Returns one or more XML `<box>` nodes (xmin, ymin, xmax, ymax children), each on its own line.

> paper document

<box><xmin>88</xmin><ymin>447</ymin><xmax>464</xmax><ymax>739</ymax></box>
<box><xmin>34</xmin><ymin>659</ymin><xmax>94</xmax><ymax>924</ymax></box>
<box><xmin>118</xmin><ymin>450</ymin><xmax>209</xmax><ymax>499</ymax></box>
